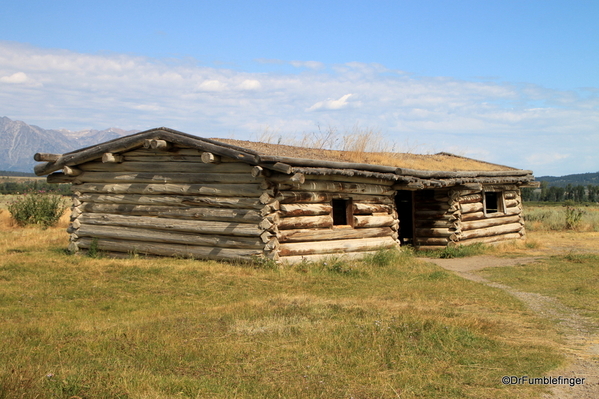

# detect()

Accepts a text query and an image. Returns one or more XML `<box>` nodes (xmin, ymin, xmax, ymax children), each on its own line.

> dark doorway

<box><xmin>395</xmin><ymin>190</ymin><xmax>414</xmax><ymax>245</ymax></box>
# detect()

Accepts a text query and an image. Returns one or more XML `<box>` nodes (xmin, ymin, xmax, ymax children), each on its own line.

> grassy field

<box><xmin>481</xmin><ymin>252</ymin><xmax>599</xmax><ymax>321</ymax></box>
<box><xmin>0</xmin><ymin>208</ymin><xmax>567</xmax><ymax>398</ymax></box>
<box><xmin>2</xmin><ymin>199</ymin><xmax>598</xmax><ymax>398</ymax></box>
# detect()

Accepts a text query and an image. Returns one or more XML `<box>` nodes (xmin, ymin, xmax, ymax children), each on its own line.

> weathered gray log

<box><xmin>414</xmin><ymin>219</ymin><xmax>454</xmax><ymax>228</ymax></box>
<box><xmin>201</xmin><ymin>152</ymin><xmax>220</xmax><ymax>164</ymax></box>
<box><xmin>62</xmin><ymin>165</ymin><xmax>82</xmax><ymax>176</ymax></box>
<box><xmin>461</xmin><ymin>202</ymin><xmax>484</xmax><ymax>213</ymax></box>
<box><xmin>306</xmin><ymin>174</ymin><xmax>395</xmax><ymax>186</ymax></box>
<box><xmin>72</xmin><ymin>183</ymin><xmax>270</xmax><ymax>197</ymax></box>
<box><xmin>77</xmin><ymin>161</ymin><xmax>254</xmax><ymax>174</ymax></box>
<box><xmin>268</xmin><ymin>173</ymin><xmax>305</xmax><ymax>184</ymax></box>
<box><xmin>278</xmin><ymin>192</ymin><xmax>393</xmax><ymax>204</ymax></box>
<box><xmin>78</xmin><ymin>203</ymin><xmax>266</xmax><ymax>223</ymax></box>
<box><xmin>295</xmin><ymin>167</ymin><xmax>406</xmax><ymax>182</ymax></box>
<box><xmin>459</xmin><ymin>223</ymin><xmax>523</xmax><ymax>240</ymax></box>
<box><xmin>414</xmin><ymin>227</ymin><xmax>454</xmax><ymax>237</ymax></box>
<box><xmin>278</xmin><ymin>236</ymin><xmax>397</xmax><ymax>257</ymax></box>
<box><xmin>264</xmin><ymin>237</ymin><xmax>280</xmax><ymax>251</ymax></box>
<box><xmin>74</xmin><ymin>171</ymin><xmax>262</xmax><ymax>184</ymax></box>
<box><xmin>505</xmin><ymin>199</ymin><xmax>520</xmax><ymax>208</ymax></box>
<box><xmin>277</xmin><ymin>215</ymin><xmax>333</xmax><ymax>230</ymax></box>
<box><xmin>102</xmin><ymin>153</ymin><xmax>123</xmax><ymax>163</ymax></box>
<box><xmin>457</xmin><ymin>232</ymin><xmax>523</xmax><ymax>245</ymax></box>
<box><xmin>353</xmin><ymin>214</ymin><xmax>395</xmax><ymax>228</ymax></box>
<box><xmin>352</xmin><ymin>203</ymin><xmax>393</xmax><ymax>215</ymax></box>
<box><xmin>459</xmin><ymin>194</ymin><xmax>483</xmax><ymax>204</ymax></box>
<box><xmin>458</xmin><ymin>183</ymin><xmax>483</xmax><ymax>191</ymax></box>
<box><xmin>126</xmin><ymin>148</ymin><xmax>202</xmax><ymax>156</ymax></box>
<box><xmin>413</xmin><ymin>210</ymin><xmax>452</xmax><ymax>218</ymax></box>
<box><xmin>251</xmin><ymin>166</ymin><xmax>265</xmax><ymax>177</ymax></box>
<box><xmin>125</xmin><ymin>155</ymin><xmax>203</xmax><ymax>163</ymax></box>
<box><xmin>76</xmin><ymin>237</ymin><xmax>263</xmax><ymax>260</ymax></box>
<box><xmin>151</xmin><ymin>140</ymin><xmax>171</xmax><ymax>151</ymax></box>
<box><xmin>47</xmin><ymin>172</ymin><xmax>75</xmax><ymax>184</ymax></box>
<box><xmin>34</xmin><ymin>153</ymin><xmax>61</xmax><ymax>162</ymax></box>
<box><xmin>76</xmin><ymin>193</ymin><xmax>276</xmax><ymax>210</ymax></box>
<box><xmin>392</xmin><ymin>182</ymin><xmax>425</xmax><ymax>190</ymax></box>
<box><xmin>278</xmin><ymin>227</ymin><xmax>394</xmax><ymax>243</ymax></box>
<box><xmin>461</xmin><ymin>206</ymin><xmax>521</xmax><ymax>221</ymax></box>
<box><xmin>396</xmin><ymin>168</ymin><xmax>533</xmax><ymax>179</ymax></box>
<box><xmin>266</xmin><ymin>162</ymin><xmax>293</xmax><ymax>174</ymax></box>
<box><xmin>460</xmin><ymin>215</ymin><xmax>522</xmax><ymax>231</ymax></box>
<box><xmin>79</xmin><ymin>213</ymin><xmax>264</xmax><ymax>236</ymax></box>
<box><xmin>279</xmin><ymin>181</ymin><xmax>394</xmax><ymax>195</ymax></box>
<box><xmin>77</xmin><ymin>224</ymin><xmax>264</xmax><ymax>249</ymax></box>
<box><xmin>279</xmin><ymin>203</ymin><xmax>332</xmax><ymax>217</ymax></box>
<box><xmin>258</xmin><ymin>155</ymin><xmax>399</xmax><ymax>174</ymax></box>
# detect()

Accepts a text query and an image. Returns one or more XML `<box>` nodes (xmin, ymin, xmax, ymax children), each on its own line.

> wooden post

<box><xmin>151</xmin><ymin>140</ymin><xmax>171</xmax><ymax>151</ymax></box>
<box><xmin>34</xmin><ymin>153</ymin><xmax>61</xmax><ymax>162</ymax></box>
<box><xmin>63</xmin><ymin>166</ymin><xmax>82</xmax><ymax>176</ymax></box>
<box><xmin>201</xmin><ymin>152</ymin><xmax>221</xmax><ymax>164</ymax></box>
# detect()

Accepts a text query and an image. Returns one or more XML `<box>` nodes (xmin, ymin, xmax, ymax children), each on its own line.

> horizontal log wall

<box><xmin>68</xmin><ymin>147</ymin><xmax>278</xmax><ymax>261</ymax></box>
<box><xmin>412</xmin><ymin>187</ymin><xmax>525</xmax><ymax>249</ymax></box>
<box><xmin>273</xmin><ymin>174</ymin><xmax>399</xmax><ymax>263</ymax></box>
<box><xmin>452</xmin><ymin>188</ymin><xmax>525</xmax><ymax>246</ymax></box>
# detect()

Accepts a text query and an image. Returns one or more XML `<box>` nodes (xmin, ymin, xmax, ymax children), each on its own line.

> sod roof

<box><xmin>214</xmin><ymin>139</ymin><xmax>516</xmax><ymax>172</ymax></box>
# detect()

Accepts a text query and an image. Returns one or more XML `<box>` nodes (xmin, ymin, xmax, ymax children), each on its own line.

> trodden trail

<box><xmin>422</xmin><ymin>255</ymin><xmax>599</xmax><ymax>399</ymax></box>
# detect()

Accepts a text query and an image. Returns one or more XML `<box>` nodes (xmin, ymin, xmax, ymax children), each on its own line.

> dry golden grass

<box><xmin>0</xmin><ymin>222</ymin><xmax>563</xmax><ymax>398</ymax></box>
<box><xmin>218</xmin><ymin>138</ymin><xmax>514</xmax><ymax>171</ymax></box>
<box><xmin>218</xmin><ymin>127</ymin><xmax>516</xmax><ymax>171</ymax></box>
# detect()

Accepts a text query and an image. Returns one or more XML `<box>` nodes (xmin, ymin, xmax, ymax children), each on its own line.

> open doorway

<box><xmin>395</xmin><ymin>190</ymin><xmax>414</xmax><ymax>245</ymax></box>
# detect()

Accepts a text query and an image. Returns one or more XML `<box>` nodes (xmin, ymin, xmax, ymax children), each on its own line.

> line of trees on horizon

<box><xmin>522</xmin><ymin>182</ymin><xmax>599</xmax><ymax>203</ymax></box>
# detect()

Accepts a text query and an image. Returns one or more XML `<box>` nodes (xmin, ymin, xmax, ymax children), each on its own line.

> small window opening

<box><xmin>484</xmin><ymin>191</ymin><xmax>503</xmax><ymax>215</ymax></box>
<box><xmin>332</xmin><ymin>199</ymin><xmax>352</xmax><ymax>226</ymax></box>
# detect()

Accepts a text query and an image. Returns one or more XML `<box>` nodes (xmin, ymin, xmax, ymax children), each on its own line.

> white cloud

<box><xmin>1</xmin><ymin>40</ymin><xmax>598</xmax><ymax>175</ymax></box>
<box><xmin>0</xmin><ymin>72</ymin><xmax>29</xmax><ymax>83</ymax></box>
<box><xmin>307</xmin><ymin>94</ymin><xmax>353</xmax><ymax>111</ymax></box>
<box><xmin>526</xmin><ymin>152</ymin><xmax>571</xmax><ymax>166</ymax></box>
<box><xmin>197</xmin><ymin>79</ymin><xmax>226</xmax><ymax>91</ymax></box>
<box><xmin>238</xmin><ymin>79</ymin><xmax>262</xmax><ymax>90</ymax></box>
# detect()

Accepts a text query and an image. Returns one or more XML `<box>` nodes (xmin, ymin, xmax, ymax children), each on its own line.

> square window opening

<box><xmin>484</xmin><ymin>191</ymin><xmax>504</xmax><ymax>215</ymax></box>
<box><xmin>332</xmin><ymin>199</ymin><xmax>352</xmax><ymax>226</ymax></box>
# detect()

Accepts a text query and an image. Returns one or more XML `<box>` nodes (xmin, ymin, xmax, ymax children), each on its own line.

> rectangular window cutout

<box><xmin>332</xmin><ymin>199</ymin><xmax>352</xmax><ymax>226</ymax></box>
<box><xmin>484</xmin><ymin>191</ymin><xmax>504</xmax><ymax>215</ymax></box>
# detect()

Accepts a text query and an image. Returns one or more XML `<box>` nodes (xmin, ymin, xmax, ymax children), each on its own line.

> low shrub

<box><xmin>7</xmin><ymin>192</ymin><xmax>68</xmax><ymax>228</ymax></box>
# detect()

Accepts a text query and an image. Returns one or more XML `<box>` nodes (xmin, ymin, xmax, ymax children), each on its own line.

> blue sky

<box><xmin>1</xmin><ymin>0</ymin><xmax>598</xmax><ymax>176</ymax></box>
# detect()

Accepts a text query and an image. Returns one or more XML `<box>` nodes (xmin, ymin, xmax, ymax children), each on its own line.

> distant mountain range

<box><xmin>0</xmin><ymin>116</ymin><xmax>138</xmax><ymax>173</ymax></box>
<box><xmin>1</xmin><ymin>117</ymin><xmax>597</xmax><ymax>187</ymax></box>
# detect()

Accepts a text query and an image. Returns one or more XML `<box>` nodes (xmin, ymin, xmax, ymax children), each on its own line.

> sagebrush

<box><xmin>7</xmin><ymin>192</ymin><xmax>68</xmax><ymax>227</ymax></box>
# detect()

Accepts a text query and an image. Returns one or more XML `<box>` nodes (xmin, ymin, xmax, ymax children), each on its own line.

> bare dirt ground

<box><xmin>421</xmin><ymin>235</ymin><xmax>599</xmax><ymax>399</ymax></box>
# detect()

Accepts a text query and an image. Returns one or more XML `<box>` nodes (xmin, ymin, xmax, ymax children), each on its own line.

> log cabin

<box><xmin>34</xmin><ymin>127</ymin><xmax>538</xmax><ymax>263</ymax></box>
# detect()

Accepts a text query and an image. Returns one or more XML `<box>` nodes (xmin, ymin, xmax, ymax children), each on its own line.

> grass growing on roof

<box><xmin>0</xmin><ymin>222</ymin><xmax>564</xmax><ymax>398</ymax></box>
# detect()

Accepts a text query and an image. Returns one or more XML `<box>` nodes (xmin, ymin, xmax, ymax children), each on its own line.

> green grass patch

<box><xmin>0</xmin><ymin>229</ymin><xmax>564</xmax><ymax>398</ymax></box>
<box><xmin>481</xmin><ymin>254</ymin><xmax>599</xmax><ymax>321</ymax></box>
<box><xmin>419</xmin><ymin>243</ymin><xmax>490</xmax><ymax>259</ymax></box>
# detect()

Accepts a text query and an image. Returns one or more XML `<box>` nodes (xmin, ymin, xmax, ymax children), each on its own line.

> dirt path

<box><xmin>421</xmin><ymin>255</ymin><xmax>599</xmax><ymax>399</ymax></box>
